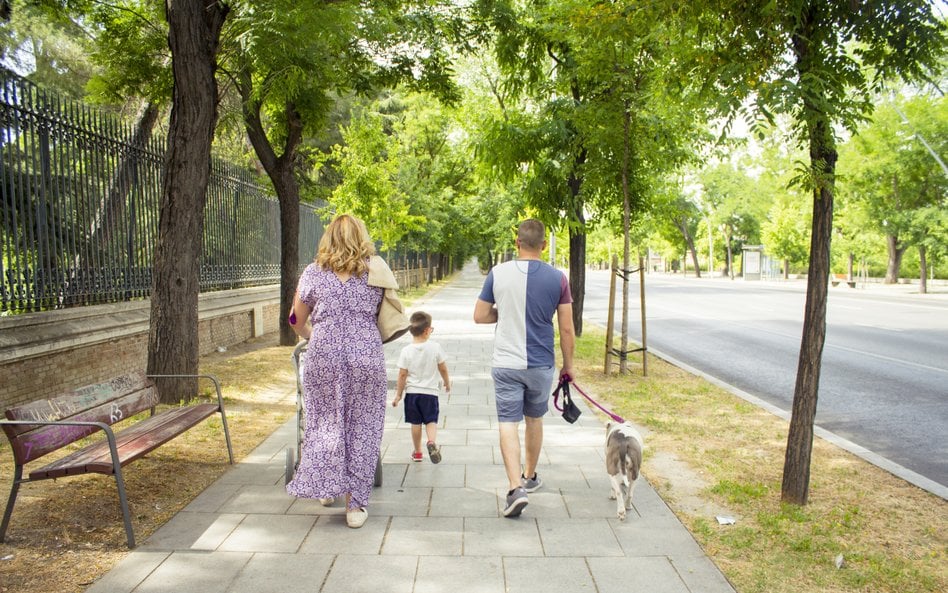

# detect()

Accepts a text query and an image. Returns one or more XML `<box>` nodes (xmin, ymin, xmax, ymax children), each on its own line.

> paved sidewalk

<box><xmin>87</xmin><ymin>261</ymin><xmax>735</xmax><ymax>593</ymax></box>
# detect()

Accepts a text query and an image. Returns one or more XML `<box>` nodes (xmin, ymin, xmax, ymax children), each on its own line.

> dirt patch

<box><xmin>646</xmin><ymin>450</ymin><xmax>738</xmax><ymax>521</ymax></box>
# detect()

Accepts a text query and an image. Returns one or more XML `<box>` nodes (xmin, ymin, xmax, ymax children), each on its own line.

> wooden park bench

<box><xmin>0</xmin><ymin>372</ymin><xmax>233</xmax><ymax>548</ymax></box>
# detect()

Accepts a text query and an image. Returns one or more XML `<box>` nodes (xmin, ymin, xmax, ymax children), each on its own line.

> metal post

<box><xmin>604</xmin><ymin>254</ymin><xmax>618</xmax><ymax>374</ymax></box>
<box><xmin>639</xmin><ymin>255</ymin><xmax>648</xmax><ymax>377</ymax></box>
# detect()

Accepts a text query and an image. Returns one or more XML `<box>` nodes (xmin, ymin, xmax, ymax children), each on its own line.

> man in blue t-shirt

<box><xmin>474</xmin><ymin>218</ymin><xmax>575</xmax><ymax>518</ymax></box>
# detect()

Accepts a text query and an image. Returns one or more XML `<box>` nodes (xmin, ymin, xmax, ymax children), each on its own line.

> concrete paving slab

<box><xmin>381</xmin><ymin>516</ymin><xmax>464</xmax><ymax>556</ymax></box>
<box><xmin>217</xmin><ymin>484</ymin><xmax>295</xmax><ymax>514</ymax></box>
<box><xmin>589</xmin><ymin>556</ymin><xmax>691</xmax><ymax>593</ymax></box>
<box><xmin>141</xmin><ymin>511</ymin><xmax>243</xmax><ymax>550</ymax></box>
<box><xmin>227</xmin><ymin>553</ymin><xmax>334</xmax><ymax>593</ymax></box>
<box><xmin>671</xmin><ymin>555</ymin><xmax>739</xmax><ymax>593</ymax></box>
<box><xmin>414</xmin><ymin>556</ymin><xmax>506</xmax><ymax>593</ymax></box>
<box><xmin>505</xmin><ymin>557</ymin><xmax>598</xmax><ymax>593</ymax></box>
<box><xmin>429</xmin><ymin>486</ymin><xmax>498</xmax><ymax>517</ymax></box>
<box><xmin>444</xmin><ymin>413</ymin><xmax>494</xmax><ymax>430</ymax></box>
<box><xmin>359</xmin><ymin>486</ymin><xmax>431</xmax><ymax>517</ymax></box>
<box><xmin>610</xmin><ymin>515</ymin><xmax>707</xmax><ymax>557</ymax></box>
<box><xmin>181</xmin><ymin>481</ymin><xmax>243</xmax><ymax>513</ymax></box>
<box><xmin>463</xmin><ymin>463</ymin><xmax>508</xmax><ymax>487</ymax></box>
<box><xmin>536</xmin><ymin>518</ymin><xmax>626</xmax><ymax>557</ymax></box>
<box><xmin>217</xmin><ymin>513</ymin><xmax>315</xmax><ymax>553</ymax></box>
<box><xmin>461</xmin><ymin>517</ymin><xmax>545</xmax><ymax>557</ymax></box>
<box><xmin>299</xmin><ymin>515</ymin><xmax>388</xmax><ymax>555</ymax></box>
<box><xmin>215</xmin><ymin>462</ymin><xmax>285</xmax><ymax>486</ymax></box>
<box><xmin>402</xmin><ymin>462</ymin><xmax>466</xmax><ymax>488</ymax></box>
<box><xmin>85</xmin><ymin>550</ymin><xmax>170</xmax><ymax>593</ymax></box>
<box><xmin>427</xmin><ymin>443</ymin><xmax>494</xmax><ymax>465</ymax></box>
<box><xmin>132</xmin><ymin>551</ymin><xmax>252</xmax><ymax>593</ymax></box>
<box><xmin>321</xmin><ymin>554</ymin><xmax>416</xmax><ymax>593</ymax></box>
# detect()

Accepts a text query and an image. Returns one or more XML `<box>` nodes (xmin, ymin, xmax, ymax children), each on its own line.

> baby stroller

<box><xmin>285</xmin><ymin>340</ymin><xmax>383</xmax><ymax>487</ymax></box>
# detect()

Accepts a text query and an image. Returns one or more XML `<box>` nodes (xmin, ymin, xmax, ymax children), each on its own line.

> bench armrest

<box><xmin>146</xmin><ymin>374</ymin><xmax>226</xmax><ymax>411</ymax></box>
<box><xmin>146</xmin><ymin>374</ymin><xmax>233</xmax><ymax>464</ymax></box>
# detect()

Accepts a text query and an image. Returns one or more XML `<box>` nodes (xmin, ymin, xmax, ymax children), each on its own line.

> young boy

<box><xmin>392</xmin><ymin>311</ymin><xmax>450</xmax><ymax>463</ymax></box>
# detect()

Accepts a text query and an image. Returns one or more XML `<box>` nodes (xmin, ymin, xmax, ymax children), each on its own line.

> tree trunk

<box><xmin>620</xmin><ymin>107</ymin><xmax>631</xmax><ymax>374</ymax></box>
<box><xmin>682</xmin><ymin>224</ymin><xmax>702</xmax><ymax>279</ymax></box>
<box><xmin>884</xmin><ymin>234</ymin><xmax>906</xmax><ymax>284</ymax></box>
<box><xmin>784</xmin><ymin>258</ymin><xmax>790</xmax><ymax>280</ymax></box>
<box><xmin>568</xmin><ymin>228</ymin><xmax>586</xmax><ymax>336</ymax></box>
<box><xmin>567</xmin><ymin>153</ymin><xmax>587</xmax><ymax>337</ymax></box>
<box><xmin>725</xmin><ymin>229</ymin><xmax>734</xmax><ymax>279</ymax></box>
<box><xmin>847</xmin><ymin>252</ymin><xmax>854</xmax><ymax>282</ymax></box>
<box><xmin>240</xmin><ymin>80</ymin><xmax>305</xmax><ymax>346</ymax></box>
<box><xmin>782</xmin><ymin>10</ymin><xmax>835</xmax><ymax>505</ymax></box>
<box><xmin>919</xmin><ymin>245</ymin><xmax>927</xmax><ymax>294</ymax></box>
<box><xmin>276</xmin><ymin>168</ymin><xmax>301</xmax><ymax>346</ymax></box>
<box><xmin>148</xmin><ymin>0</ymin><xmax>228</xmax><ymax>404</ymax></box>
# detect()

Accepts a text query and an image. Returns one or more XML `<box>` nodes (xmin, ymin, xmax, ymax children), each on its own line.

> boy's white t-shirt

<box><xmin>397</xmin><ymin>340</ymin><xmax>446</xmax><ymax>396</ymax></box>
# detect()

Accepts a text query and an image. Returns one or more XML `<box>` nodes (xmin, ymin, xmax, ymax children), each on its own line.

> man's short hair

<box><xmin>409</xmin><ymin>311</ymin><xmax>432</xmax><ymax>337</ymax></box>
<box><xmin>517</xmin><ymin>219</ymin><xmax>545</xmax><ymax>250</ymax></box>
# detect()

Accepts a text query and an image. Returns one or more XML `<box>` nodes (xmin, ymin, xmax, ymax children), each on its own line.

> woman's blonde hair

<box><xmin>315</xmin><ymin>214</ymin><xmax>376</xmax><ymax>276</ymax></box>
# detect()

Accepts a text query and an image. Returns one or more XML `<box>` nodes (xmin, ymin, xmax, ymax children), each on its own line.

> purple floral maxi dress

<box><xmin>286</xmin><ymin>263</ymin><xmax>387</xmax><ymax>510</ymax></box>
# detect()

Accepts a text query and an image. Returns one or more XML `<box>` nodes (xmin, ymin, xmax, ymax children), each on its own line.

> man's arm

<box><xmin>473</xmin><ymin>299</ymin><xmax>498</xmax><ymax>324</ymax></box>
<box><xmin>556</xmin><ymin>303</ymin><xmax>575</xmax><ymax>380</ymax></box>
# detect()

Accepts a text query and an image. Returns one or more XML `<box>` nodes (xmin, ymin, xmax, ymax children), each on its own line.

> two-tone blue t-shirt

<box><xmin>478</xmin><ymin>259</ymin><xmax>572</xmax><ymax>369</ymax></box>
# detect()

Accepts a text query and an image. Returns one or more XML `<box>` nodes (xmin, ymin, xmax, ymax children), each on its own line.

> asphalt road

<box><xmin>582</xmin><ymin>270</ymin><xmax>948</xmax><ymax>491</ymax></box>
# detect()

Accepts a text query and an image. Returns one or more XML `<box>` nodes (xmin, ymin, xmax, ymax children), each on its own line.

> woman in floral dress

<box><xmin>287</xmin><ymin>214</ymin><xmax>388</xmax><ymax>529</ymax></box>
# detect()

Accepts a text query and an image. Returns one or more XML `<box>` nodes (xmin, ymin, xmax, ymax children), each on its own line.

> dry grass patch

<box><xmin>574</xmin><ymin>328</ymin><xmax>947</xmax><ymax>593</ymax></box>
<box><xmin>0</xmin><ymin>334</ymin><xmax>297</xmax><ymax>593</ymax></box>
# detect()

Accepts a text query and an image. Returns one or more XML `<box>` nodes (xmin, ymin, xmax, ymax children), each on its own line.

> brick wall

<box><xmin>1</xmin><ymin>334</ymin><xmax>149</xmax><ymax>410</ymax></box>
<box><xmin>0</xmin><ymin>287</ymin><xmax>280</xmax><ymax>411</ymax></box>
<box><xmin>198</xmin><ymin>312</ymin><xmax>253</xmax><ymax>356</ymax></box>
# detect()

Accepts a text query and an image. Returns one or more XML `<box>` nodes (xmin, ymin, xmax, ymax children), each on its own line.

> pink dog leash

<box><xmin>554</xmin><ymin>375</ymin><xmax>625</xmax><ymax>423</ymax></box>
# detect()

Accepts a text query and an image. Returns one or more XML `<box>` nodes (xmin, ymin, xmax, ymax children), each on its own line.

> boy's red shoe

<box><xmin>411</xmin><ymin>451</ymin><xmax>423</xmax><ymax>462</ymax></box>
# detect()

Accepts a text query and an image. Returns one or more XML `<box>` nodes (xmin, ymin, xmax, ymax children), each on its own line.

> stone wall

<box><xmin>0</xmin><ymin>287</ymin><xmax>280</xmax><ymax>411</ymax></box>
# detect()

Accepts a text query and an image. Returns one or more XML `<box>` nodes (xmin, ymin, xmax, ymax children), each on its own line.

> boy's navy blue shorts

<box><xmin>404</xmin><ymin>393</ymin><xmax>440</xmax><ymax>425</ymax></box>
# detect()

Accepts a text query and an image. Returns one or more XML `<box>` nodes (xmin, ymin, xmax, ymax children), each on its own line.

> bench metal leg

<box><xmin>113</xmin><ymin>464</ymin><xmax>136</xmax><ymax>548</ymax></box>
<box><xmin>102</xmin><ymin>432</ymin><xmax>137</xmax><ymax>548</ymax></box>
<box><xmin>0</xmin><ymin>465</ymin><xmax>22</xmax><ymax>542</ymax></box>
<box><xmin>220</xmin><ymin>409</ymin><xmax>234</xmax><ymax>465</ymax></box>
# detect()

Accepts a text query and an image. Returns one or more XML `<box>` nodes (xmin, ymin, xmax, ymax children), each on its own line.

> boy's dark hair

<box><xmin>409</xmin><ymin>311</ymin><xmax>432</xmax><ymax>337</ymax></box>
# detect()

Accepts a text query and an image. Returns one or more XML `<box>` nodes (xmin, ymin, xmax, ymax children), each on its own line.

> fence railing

<box><xmin>0</xmin><ymin>67</ymin><xmax>324</xmax><ymax>314</ymax></box>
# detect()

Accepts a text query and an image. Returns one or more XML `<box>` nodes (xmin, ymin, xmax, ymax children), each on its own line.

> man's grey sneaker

<box><xmin>521</xmin><ymin>473</ymin><xmax>543</xmax><ymax>493</ymax></box>
<box><xmin>503</xmin><ymin>487</ymin><xmax>529</xmax><ymax>517</ymax></box>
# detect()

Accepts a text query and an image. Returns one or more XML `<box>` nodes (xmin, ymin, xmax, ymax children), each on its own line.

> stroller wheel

<box><xmin>285</xmin><ymin>447</ymin><xmax>295</xmax><ymax>486</ymax></box>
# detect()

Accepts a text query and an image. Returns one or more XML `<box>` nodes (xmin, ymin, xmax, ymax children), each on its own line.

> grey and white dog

<box><xmin>605</xmin><ymin>421</ymin><xmax>644</xmax><ymax>520</ymax></box>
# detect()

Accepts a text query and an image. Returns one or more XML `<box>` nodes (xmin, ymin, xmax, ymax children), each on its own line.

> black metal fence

<box><xmin>0</xmin><ymin>68</ymin><xmax>323</xmax><ymax>314</ymax></box>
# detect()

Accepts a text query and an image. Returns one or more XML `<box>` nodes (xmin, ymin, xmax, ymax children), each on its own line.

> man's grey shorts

<box><xmin>492</xmin><ymin>367</ymin><xmax>557</xmax><ymax>422</ymax></box>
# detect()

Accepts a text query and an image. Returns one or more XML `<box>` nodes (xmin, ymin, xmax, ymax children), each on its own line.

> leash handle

<box><xmin>552</xmin><ymin>376</ymin><xmax>570</xmax><ymax>412</ymax></box>
<box><xmin>559</xmin><ymin>375</ymin><xmax>625</xmax><ymax>423</ymax></box>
